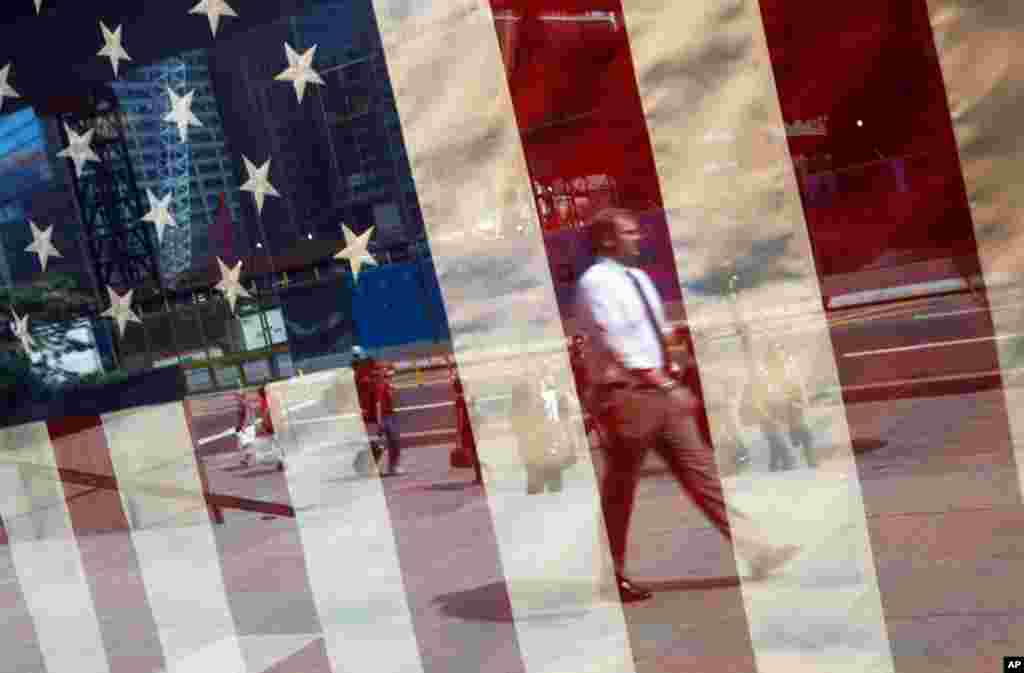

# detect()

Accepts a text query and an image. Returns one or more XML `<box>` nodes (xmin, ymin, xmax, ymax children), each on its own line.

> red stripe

<box><xmin>47</xmin><ymin>415</ymin><xmax>168</xmax><ymax>673</ymax></box>
<box><xmin>488</xmin><ymin>4</ymin><xmax>757</xmax><ymax>670</ymax></box>
<box><xmin>379</xmin><ymin>460</ymin><xmax>525</xmax><ymax>671</ymax></box>
<box><xmin>352</xmin><ymin>359</ymin><xmax>526</xmax><ymax>673</ymax></box>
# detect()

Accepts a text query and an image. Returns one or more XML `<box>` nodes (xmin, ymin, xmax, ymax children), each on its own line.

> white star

<box><xmin>98</xmin><ymin>21</ymin><xmax>132</xmax><ymax>78</ymax></box>
<box><xmin>57</xmin><ymin>122</ymin><xmax>100</xmax><ymax>177</ymax></box>
<box><xmin>189</xmin><ymin>0</ymin><xmax>238</xmax><ymax>37</ymax></box>
<box><xmin>239</xmin><ymin>155</ymin><xmax>280</xmax><ymax>214</ymax></box>
<box><xmin>0</xmin><ymin>64</ymin><xmax>20</xmax><ymax>112</ymax></box>
<box><xmin>24</xmin><ymin>219</ymin><xmax>62</xmax><ymax>272</ymax></box>
<box><xmin>334</xmin><ymin>224</ymin><xmax>377</xmax><ymax>282</ymax></box>
<box><xmin>163</xmin><ymin>87</ymin><xmax>203</xmax><ymax>143</ymax></box>
<box><xmin>101</xmin><ymin>286</ymin><xmax>141</xmax><ymax>338</ymax></box>
<box><xmin>10</xmin><ymin>310</ymin><xmax>35</xmax><ymax>354</ymax></box>
<box><xmin>141</xmin><ymin>189</ymin><xmax>176</xmax><ymax>243</ymax></box>
<box><xmin>214</xmin><ymin>257</ymin><xmax>251</xmax><ymax>313</ymax></box>
<box><xmin>274</xmin><ymin>43</ymin><xmax>324</xmax><ymax>104</ymax></box>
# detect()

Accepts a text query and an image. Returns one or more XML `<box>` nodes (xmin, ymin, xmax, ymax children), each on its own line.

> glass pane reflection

<box><xmin>0</xmin><ymin>1</ymin><xmax>1022</xmax><ymax>672</ymax></box>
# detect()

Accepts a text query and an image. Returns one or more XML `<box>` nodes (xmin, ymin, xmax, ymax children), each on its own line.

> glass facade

<box><xmin>1</xmin><ymin>0</ymin><xmax>1023</xmax><ymax>672</ymax></box>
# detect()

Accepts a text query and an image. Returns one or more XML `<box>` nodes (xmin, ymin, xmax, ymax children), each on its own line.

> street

<box><xmin>163</xmin><ymin>355</ymin><xmax>1024</xmax><ymax>673</ymax></box>
<box><xmin>4</xmin><ymin>287</ymin><xmax>1024</xmax><ymax>673</ymax></box>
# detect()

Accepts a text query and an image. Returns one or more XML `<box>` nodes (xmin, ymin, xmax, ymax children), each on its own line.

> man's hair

<box><xmin>587</xmin><ymin>207</ymin><xmax>636</xmax><ymax>256</ymax></box>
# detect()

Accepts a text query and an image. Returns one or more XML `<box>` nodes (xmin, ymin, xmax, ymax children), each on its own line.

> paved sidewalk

<box><xmin>4</xmin><ymin>382</ymin><xmax>1023</xmax><ymax>673</ymax></box>
<box><xmin>189</xmin><ymin>383</ymin><xmax>1024</xmax><ymax>673</ymax></box>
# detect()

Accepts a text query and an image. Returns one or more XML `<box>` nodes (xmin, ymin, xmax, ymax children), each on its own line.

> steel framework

<box><xmin>154</xmin><ymin>55</ymin><xmax>193</xmax><ymax>283</ymax></box>
<box><xmin>111</xmin><ymin>55</ymin><xmax>194</xmax><ymax>285</ymax></box>
<box><xmin>58</xmin><ymin>85</ymin><xmax>161</xmax><ymax>292</ymax></box>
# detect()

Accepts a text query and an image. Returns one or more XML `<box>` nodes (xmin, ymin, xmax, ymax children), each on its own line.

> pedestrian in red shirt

<box><xmin>351</xmin><ymin>346</ymin><xmax>378</xmax><ymax>426</ymax></box>
<box><xmin>235</xmin><ymin>386</ymin><xmax>283</xmax><ymax>470</ymax></box>
<box><xmin>350</xmin><ymin>346</ymin><xmax>388</xmax><ymax>476</ymax></box>
<box><xmin>257</xmin><ymin>386</ymin><xmax>275</xmax><ymax>437</ymax></box>
<box><xmin>373</xmin><ymin>365</ymin><xmax>403</xmax><ymax>476</ymax></box>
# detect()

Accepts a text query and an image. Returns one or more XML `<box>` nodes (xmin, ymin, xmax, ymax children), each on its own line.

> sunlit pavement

<box><xmin>115</xmin><ymin>298</ymin><xmax>1024</xmax><ymax>673</ymax></box>
<box><xmin>3</xmin><ymin>382</ymin><xmax>1019</xmax><ymax>673</ymax></box>
<box><xmin>620</xmin><ymin>387</ymin><xmax>1024</xmax><ymax>673</ymax></box>
<box><xmin>159</xmin><ymin>388</ymin><xmax>1024</xmax><ymax>671</ymax></box>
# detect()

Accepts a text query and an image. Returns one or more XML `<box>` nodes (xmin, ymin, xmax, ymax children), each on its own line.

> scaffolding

<box><xmin>112</xmin><ymin>56</ymin><xmax>194</xmax><ymax>285</ymax></box>
<box><xmin>58</xmin><ymin>85</ymin><xmax>161</xmax><ymax>292</ymax></box>
<box><xmin>156</xmin><ymin>56</ymin><xmax>193</xmax><ymax>284</ymax></box>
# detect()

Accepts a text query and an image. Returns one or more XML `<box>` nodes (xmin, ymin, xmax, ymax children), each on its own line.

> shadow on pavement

<box><xmin>433</xmin><ymin>582</ymin><xmax>516</xmax><ymax>623</ymax></box>
<box><xmin>434</xmin><ymin>580</ymin><xmax>609</xmax><ymax>623</ymax></box>
<box><xmin>241</xmin><ymin>467</ymin><xmax>285</xmax><ymax>478</ymax></box>
<box><xmin>420</xmin><ymin>481</ymin><xmax>481</xmax><ymax>492</ymax></box>
<box><xmin>851</xmin><ymin>438</ymin><xmax>888</xmax><ymax>454</ymax></box>
<box><xmin>643</xmin><ymin>575</ymin><xmax>741</xmax><ymax>592</ymax></box>
<box><xmin>326</xmin><ymin>474</ymin><xmax>375</xmax><ymax>484</ymax></box>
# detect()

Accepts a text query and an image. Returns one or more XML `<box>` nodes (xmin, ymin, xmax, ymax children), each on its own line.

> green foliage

<box><xmin>3</xmin><ymin>273</ymin><xmax>92</xmax><ymax>316</ymax></box>
<box><xmin>0</xmin><ymin>351</ymin><xmax>30</xmax><ymax>387</ymax></box>
<box><xmin>0</xmin><ymin>349</ymin><xmax>55</xmax><ymax>403</ymax></box>
<box><xmin>75</xmin><ymin>369</ymin><xmax>131</xmax><ymax>387</ymax></box>
<box><xmin>2</xmin><ymin>273</ymin><xmax>101</xmax><ymax>394</ymax></box>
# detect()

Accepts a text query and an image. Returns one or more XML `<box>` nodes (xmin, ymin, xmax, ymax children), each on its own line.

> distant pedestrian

<box><xmin>351</xmin><ymin>346</ymin><xmax>383</xmax><ymax>476</ymax></box>
<box><xmin>742</xmin><ymin>346</ymin><xmax>816</xmax><ymax>470</ymax></box>
<box><xmin>510</xmin><ymin>359</ymin><xmax>574</xmax><ymax>495</ymax></box>
<box><xmin>235</xmin><ymin>386</ymin><xmax>284</xmax><ymax>471</ymax></box>
<box><xmin>720</xmin><ymin>377</ymin><xmax>751</xmax><ymax>472</ymax></box>
<box><xmin>373</xmin><ymin>365</ymin><xmax>403</xmax><ymax>476</ymax></box>
<box><xmin>352</xmin><ymin>346</ymin><xmax>377</xmax><ymax>426</ymax></box>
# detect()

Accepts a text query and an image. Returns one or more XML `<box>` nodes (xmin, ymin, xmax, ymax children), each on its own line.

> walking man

<box><xmin>576</xmin><ymin>208</ymin><xmax>800</xmax><ymax>602</ymax></box>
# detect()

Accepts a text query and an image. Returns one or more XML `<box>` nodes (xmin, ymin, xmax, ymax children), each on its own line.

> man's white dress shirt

<box><xmin>576</xmin><ymin>257</ymin><xmax>667</xmax><ymax>386</ymax></box>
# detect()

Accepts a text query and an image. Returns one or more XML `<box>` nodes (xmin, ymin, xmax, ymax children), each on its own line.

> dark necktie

<box><xmin>625</xmin><ymin>269</ymin><xmax>671</xmax><ymax>372</ymax></box>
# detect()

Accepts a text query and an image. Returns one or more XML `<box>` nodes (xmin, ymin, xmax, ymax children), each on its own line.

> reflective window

<box><xmin>0</xmin><ymin>2</ymin><xmax>1020</xmax><ymax>673</ymax></box>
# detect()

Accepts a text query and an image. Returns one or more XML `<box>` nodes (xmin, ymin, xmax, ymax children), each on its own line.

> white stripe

<box><xmin>397</xmin><ymin>400</ymin><xmax>453</xmax><ymax>412</ymax></box>
<box><xmin>925</xmin><ymin>1</ymin><xmax>1024</xmax><ymax>500</ymax></box>
<box><xmin>403</xmin><ymin>395</ymin><xmax>509</xmax><ymax>409</ymax></box>
<box><xmin>844</xmin><ymin>332</ymin><xmax>1024</xmax><ymax>358</ymax></box>
<box><xmin>828</xmin><ymin>278</ymin><xmax>967</xmax><ymax>309</ymax></box>
<box><xmin>376</xmin><ymin>1</ymin><xmax>636</xmax><ymax>671</ymax></box>
<box><xmin>287</xmin><ymin>399</ymin><xmax>319</xmax><ymax>413</ymax></box>
<box><xmin>101</xmin><ymin>404</ymin><xmax>247</xmax><ymax>673</ymax></box>
<box><xmin>913</xmin><ymin>299</ymin><xmax>1024</xmax><ymax>321</ymax></box>
<box><xmin>400</xmin><ymin>429</ymin><xmax>453</xmax><ymax>438</ymax></box>
<box><xmin>198</xmin><ymin>427</ymin><xmax>238</xmax><ymax>446</ymax></box>
<box><xmin>0</xmin><ymin>422</ymin><xmax>112</xmax><ymax>673</ymax></box>
<box><xmin>835</xmin><ymin>366</ymin><xmax>1023</xmax><ymax>393</ymax></box>
<box><xmin>193</xmin><ymin>398</ymin><xmax>323</xmax><ymax>444</ymax></box>
<box><xmin>622</xmin><ymin>0</ymin><xmax>895</xmax><ymax>670</ymax></box>
<box><xmin>286</xmin><ymin>412</ymin><xmax>360</xmax><ymax>427</ymax></box>
<box><xmin>829</xmin><ymin>268</ymin><xmax>1023</xmax><ymax>311</ymax></box>
<box><xmin>274</xmin><ymin>367</ymin><xmax>423</xmax><ymax>673</ymax></box>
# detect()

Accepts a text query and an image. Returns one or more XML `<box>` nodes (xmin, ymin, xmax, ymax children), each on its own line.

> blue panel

<box><xmin>351</xmin><ymin>262</ymin><xmax>449</xmax><ymax>350</ymax></box>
